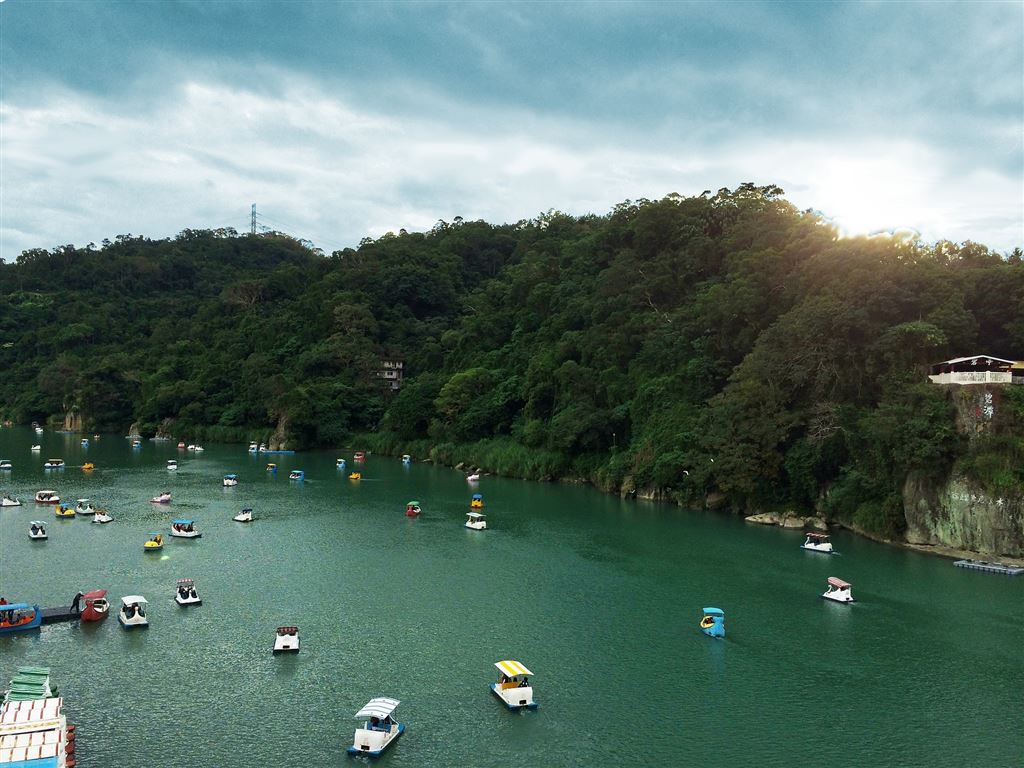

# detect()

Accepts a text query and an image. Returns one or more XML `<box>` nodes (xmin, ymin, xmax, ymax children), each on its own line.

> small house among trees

<box><xmin>378</xmin><ymin>359</ymin><xmax>404</xmax><ymax>391</ymax></box>
<box><xmin>928</xmin><ymin>355</ymin><xmax>1023</xmax><ymax>385</ymax></box>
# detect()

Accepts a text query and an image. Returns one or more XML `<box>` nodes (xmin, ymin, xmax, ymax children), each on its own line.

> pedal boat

<box><xmin>144</xmin><ymin>533</ymin><xmax>164</xmax><ymax>551</ymax></box>
<box><xmin>346</xmin><ymin>697</ymin><xmax>404</xmax><ymax>756</ymax></box>
<box><xmin>405</xmin><ymin>501</ymin><xmax>421</xmax><ymax>517</ymax></box>
<box><xmin>28</xmin><ymin>521</ymin><xmax>48</xmax><ymax>540</ymax></box>
<box><xmin>43</xmin><ymin>458</ymin><xmax>64</xmax><ymax>469</ymax></box>
<box><xmin>353</xmin><ymin>451</ymin><xmax>366</xmax><ymax>462</ymax></box>
<box><xmin>266</xmin><ymin>463</ymin><xmax>277</xmax><ymax>473</ymax></box>
<box><xmin>700</xmin><ymin>607</ymin><xmax>726</xmax><ymax>638</ymax></box>
<box><xmin>150</xmin><ymin>491</ymin><xmax>172</xmax><ymax>504</ymax></box>
<box><xmin>92</xmin><ymin>508</ymin><xmax>113</xmax><ymax>523</ymax></box>
<box><xmin>336</xmin><ymin>458</ymin><xmax>347</xmax><ymax>469</ymax></box>
<box><xmin>0</xmin><ymin>603</ymin><xmax>42</xmax><ymax>635</ymax></box>
<box><xmin>35</xmin><ymin>490</ymin><xmax>60</xmax><ymax>504</ymax></box>
<box><xmin>81</xmin><ymin>589</ymin><xmax>109</xmax><ymax>621</ymax></box>
<box><xmin>249</xmin><ymin>441</ymin><xmax>258</xmax><ymax>453</ymax></box>
<box><xmin>30</xmin><ymin>445</ymin><xmax>41</xmax><ymax>452</ymax></box>
<box><xmin>118</xmin><ymin>596</ymin><xmax>149</xmax><ymax>628</ymax></box>
<box><xmin>0</xmin><ymin>459</ymin><xmax>12</xmax><ymax>471</ymax></box>
<box><xmin>167</xmin><ymin>460</ymin><xmax>178</xmax><ymax>471</ymax></box>
<box><xmin>401</xmin><ymin>454</ymin><xmax>411</xmax><ymax>465</ymax></box>
<box><xmin>465</xmin><ymin>511</ymin><xmax>487</xmax><ymax>530</ymax></box>
<box><xmin>348</xmin><ymin>472</ymin><xmax>361</xmax><ymax>480</ymax></box>
<box><xmin>491</xmin><ymin>661</ymin><xmax>537</xmax><ymax>709</ymax></box>
<box><xmin>82</xmin><ymin>462</ymin><xmax>95</xmax><ymax>471</ymax></box>
<box><xmin>466</xmin><ymin>472</ymin><xmax>480</xmax><ymax>483</ymax></box>
<box><xmin>273</xmin><ymin>626</ymin><xmax>299</xmax><ymax>653</ymax></box>
<box><xmin>822</xmin><ymin>577</ymin><xmax>855</xmax><ymax>603</ymax></box>
<box><xmin>223</xmin><ymin>473</ymin><xmax>238</xmax><ymax>487</ymax></box>
<box><xmin>175</xmin><ymin>578</ymin><xmax>202</xmax><ymax>606</ymax></box>
<box><xmin>75</xmin><ymin>498</ymin><xmax>95</xmax><ymax>516</ymax></box>
<box><xmin>801</xmin><ymin>532</ymin><xmax>836</xmax><ymax>554</ymax></box>
<box><xmin>288</xmin><ymin>470</ymin><xmax>304</xmax><ymax>481</ymax></box>
<box><xmin>470</xmin><ymin>493</ymin><xmax>483</xmax><ymax>509</ymax></box>
<box><xmin>233</xmin><ymin>507</ymin><xmax>254</xmax><ymax>522</ymax></box>
<box><xmin>55</xmin><ymin>505</ymin><xmax>75</xmax><ymax>518</ymax></box>
<box><xmin>170</xmin><ymin>519</ymin><xmax>201</xmax><ymax>538</ymax></box>
<box><xmin>1</xmin><ymin>495</ymin><xmax>22</xmax><ymax>507</ymax></box>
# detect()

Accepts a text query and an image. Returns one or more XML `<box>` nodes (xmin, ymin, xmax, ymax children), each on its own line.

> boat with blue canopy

<box><xmin>0</xmin><ymin>603</ymin><xmax>42</xmax><ymax>635</ymax></box>
<box><xmin>223</xmin><ymin>473</ymin><xmax>238</xmax><ymax>487</ymax></box>
<box><xmin>470</xmin><ymin>493</ymin><xmax>483</xmax><ymax>509</ymax></box>
<box><xmin>700</xmin><ymin>607</ymin><xmax>725</xmax><ymax>638</ymax></box>
<box><xmin>347</xmin><ymin>697</ymin><xmax>404</xmax><ymax>756</ymax></box>
<box><xmin>170</xmin><ymin>519</ymin><xmax>201</xmax><ymax>538</ymax></box>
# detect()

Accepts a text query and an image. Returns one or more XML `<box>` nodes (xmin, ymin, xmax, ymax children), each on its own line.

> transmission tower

<box><xmin>251</xmin><ymin>204</ymin><xmax>257</xmax><ymax>235</ymax></box>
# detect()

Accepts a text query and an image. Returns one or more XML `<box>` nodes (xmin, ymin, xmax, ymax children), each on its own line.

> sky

<box><xmin>0</xmin><ymin>1</ymin><xmax>1021</xmax><ymax>260</ymax></box>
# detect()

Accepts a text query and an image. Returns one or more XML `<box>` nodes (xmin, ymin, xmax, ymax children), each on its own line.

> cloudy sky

<box><xmin>1</xmin><ymin>1</ymin><xmax>1021</xmax><ymax>260</ymax></box>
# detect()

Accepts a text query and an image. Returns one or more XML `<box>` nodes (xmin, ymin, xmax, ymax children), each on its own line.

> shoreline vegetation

<box><xmin>3</xmin><ymin>185</ymin><xmax>1022</xmax><ymax>557</ymax></box>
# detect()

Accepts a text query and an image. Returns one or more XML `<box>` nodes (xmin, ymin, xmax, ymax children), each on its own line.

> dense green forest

<box><xmin>3</xmin><ymin>185</ymin><xmax>1022</xmax><ymax>538</ymax></box>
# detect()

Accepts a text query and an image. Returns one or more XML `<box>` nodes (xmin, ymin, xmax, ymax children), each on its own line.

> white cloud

<box><xmin>1</xmin><ymin>77</ymin><xmax>1020</xmax><ymax>261</ymax></box>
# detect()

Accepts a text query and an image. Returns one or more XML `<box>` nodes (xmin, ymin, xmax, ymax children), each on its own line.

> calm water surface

<box><xmin>0</xmin><ymin>429</ymin><xmax>1021</xmax><ymax>767</ymax></box>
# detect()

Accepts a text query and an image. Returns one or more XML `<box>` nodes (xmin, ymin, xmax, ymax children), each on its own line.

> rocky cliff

<box><xmin>62</xmin><ymin>407</ymin><xmax>84</xmax><ymax>432</ymax></box>
<box><xmin>902</xmin><ymin>385</ymin><xmax>1024</xmax><ymax>557</ymax></box>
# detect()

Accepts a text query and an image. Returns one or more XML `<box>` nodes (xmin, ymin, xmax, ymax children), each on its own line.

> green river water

<box><xmin>0</xmin><ymin>429</ymin><xmax>1021</xmax><ymax>767</ymax></box>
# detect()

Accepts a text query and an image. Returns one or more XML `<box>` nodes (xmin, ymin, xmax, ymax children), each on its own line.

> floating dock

<box><xmin>39</xmin><ymin>606</ymin><xmax>80</xmax><ymax>624</ymax></box>
<box><xmin>953</xmin><ymin>559</ymin><xmax>1024</xmax><ymax>576</ymax></box>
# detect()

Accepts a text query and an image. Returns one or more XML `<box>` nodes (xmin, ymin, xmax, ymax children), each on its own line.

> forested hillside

<box><xmin>3</xmin><ymin>184</ymin><xmax>1022</xmax><ymax>539</ymax></box>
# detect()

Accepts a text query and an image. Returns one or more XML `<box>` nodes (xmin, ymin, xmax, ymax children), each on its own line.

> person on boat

<box><xmin>370</xmin><ymin>716</ymin><xmax>380</xmax><ymax>730</ymax></box>
<box><xmin>519</xmin><ymin>677</ymin><xmax>529</xmax><ymax>688</ymax></box>
<box><xmin>71</xmin><ymin>592</ymin><xmax>83</xmax><ymax>614</ymax></box>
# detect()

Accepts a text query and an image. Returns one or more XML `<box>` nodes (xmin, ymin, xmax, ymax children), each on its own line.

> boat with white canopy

<box><xmin>75</xmin><ymin>499</ymin><xmax>95</xmax><ymax>516</ymax></box>
<box><xmin>491</xmin><ymin>660</ymin><xmax>537</xmax><ymax>709</ymax></box>
<box><xmin>801</xmin><ymin>532</ymin><xmax>836</xmax><ymax>554</ymax></box>
<box><xmin>822</xmin><ymin>576</ymin><xmax>855</xmax><ymax>603</ymax></box>
<box><xmin>346</xmin><ymin>697</ymin><xmax>404</xmax><ymax>756</ymax></box>
<box><xmin>167</xmin><ymin>460</ymin><xmax>178</xmax><ymax>471</ymax></box>
<box><xmin>92</xmin><ymin>508</ymin><xmax>113</xmax><ymax>524</ymax></box>
<box><xmin>0</xmin><ymin>459</ymin><xmax>11</xmax><ymax>471</ymax></box>
<box><xmin>43</xmin><ymin>458</ymin><xmax>64</xmax><ymax>469</ymax></box>
<box><xmin>174</xmin><ymin>578</ymin><xmax>201</xmax><ymax>606</ymax></box>
<box><xmin>118</xmin><ymin>596</ymin><xmax>149</xmax><ymax>628</ymax></box>
<box><xmin>465</xmin><ymin>511</ymin><xmax>487</xmax><ymax>530</ymax></box>
<box><xmin>28</xmin><ymin>521</ymin><xmax>47</xmax><ymax>540</ymax></box>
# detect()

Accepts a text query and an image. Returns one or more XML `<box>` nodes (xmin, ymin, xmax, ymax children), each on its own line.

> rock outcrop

<box><xmin>127</xmin><ymin>421</ymin><xmax>142</xmax><ymax>438</ymax></box>
<box><xmin>746</xmin><ymin>511</ymin><xmax>827</xmax><ymax>530</ymax></box>
<box><xmin>62</xmin><ymin>407</ymin><xmax>83</xmax><ymax>432</ymax></box>
<box><xmin>268</xmin><ymin>413</ymin><xmax>290</xmax><ymax>451</ymax></box>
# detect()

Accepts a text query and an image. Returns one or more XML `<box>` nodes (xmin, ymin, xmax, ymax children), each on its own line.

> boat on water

<box><xmin>132</xmin><ymin>439</ymin><xmax>142</xmax><ymax>449</ymax></box>
<box><xmin>288</xmin><ymin>470</ymin><xmax>304</xmax><ymax>481</ymax></box>
<box><xmin>75</xmin><ymin>499</ymin><xmax>95</xmax><ymax>516</ymax></box>
<box><xmin>348</xmin><ymin>472</ymin><xmax>361</xmax><ymax>480</ymax></box>
<box><xmin>336</xmin><ymin>458</ymin><xmax>346</xmax><ymax>469</ymax></box>
<box><xmin>822</xmin><ymin>577</ymin><xmax>855</xmax><ymax>603</ymax></box>
<box><xmin>249</xmin><ymin>441</ymin><xmax>258</xmax><ymax>452</ymax></box>
<box><xmin>144</xmin><ymin>533</ymin><xmax>164</xmax><ymax>551</ymax></box>
<box><xmin>273</xmin><ymin>626</ymin><xmax>299</xmax><ymax>653</ymax></box>
<box><xmin>0</xmin><ymin>459</ymin><xmax>11</xmax><ymax>471</ymax></box>
<box><xmin>178</xmin><ymin>441</ymin><xmax>186</xmax><ymax>449</ymax></box>
<box><xmin>92</xmin><ymin>509</ymin><xmax>113</xmax><ymax>524</ymax></box>
<box><xmin>465</xmin><ymin>511</ymin><xmax>487</xmax><ymax>530</ymax></box>
<box><xmin>353</xmin><ymin>451</ymin><xmax>366</xmax><ymax>462</ymax></box>
<box><xmin>266</xmin><ymin>463</ymin><xmax>277</xmax><ymax>473</ymax></box>
<box><xmin>34</xmin><ymin>426</ymin><xmax>43</xmax><ymax>434</ymax></box>
<box><xmin>150</xmin><ymin>491</ymin><xmax>172</xmax><ymax>504</ymax></box>
<box><xmin>0</xmin><ymin>604</ymin><xmax>42</xmax><ymax>635</ymax></box>
<box><xmin>43</xmin><ymin>458</ymin><xmax>65</xmax><ymax>469</ymax></box>
<box><xmin>233</xmin><ymin>508</ymin><xmax>254</xmax><ymax>522</ymax></box>
<box><xmin>0</xmin><ymin>668</ymin><xmax>70</xmax><ymax>766</ymax></box>
<box><xmin>801</xmin><ymin>532</ymin><xmax>836</xmax><ymax>554</ymax></box>
<box><xmin>466</xmin><ymin>472</ymin><xmax>480</xmax><ymax>483</ymax></box>
<box><xmin>35</xmin><ymin>490</ymin><xmax>60</xmax><ymax>504</ymax></box>
<box><xmin>491</xmin><ymin>661</ymin><xmax>537</xmax><ymax>710</ymax></box>
<box><xmin>700</xmin><ymin>607</ymin><xmax>726</xmax><ymax>638</ymax></box>
<box><xmin>258</xmin><ymin>443</ymin><xmax>267</xmax><ymax>452</ymax></box>
<box><xmin>55</xmin><ymin>504</ymin><xmax>75</xmax><ymax>518</ymax></box>
<box><xmin>118</xmin><ymin>596</ymin><xmax>149</xmax><ymax>628</ymax></box>
<box><xmin>405</xmin><ymin>500</ymin><xmax>421</xmax><ymax>517</ymax></box>
<box><xmin>175</xmin><ymin>578</ymin><xmax>202</xmax><ymax>606</ymax></box>
<box><xmin>81</xmin><ymin>438</ymin><xmax>89</xmax><ymax>447</ymax></box>
<box><xmin>167</xmin><ymin>460</ymin><xmax>178</xmax><ymax>471</ymax></box>
<box><xmin>401</xmin><ymin>454</ymin><xmax>411</xmax><ymax>465</ymax></box>
<box><xmin>30</xmin><ymin>444</ymin><xmax>41</xmax><ymax>452</ymax></box>
<box><xmin>223</xmin><ymin>473</ymin><xmax>238</xmax><ymax>487</ymax></box>
<box><xmin>170</xmin><ymin>519</ymin><xmax>201</xmax><ymax>538</ymax></box>
<box><xmin>1</xmin><ymin>495</ymin><xmax>22</xmax><ymax>507</ymax></box>
<box><xmin>470</xmin><ymin>493</ymin><xmax>483</xmax><ymax>509</ymax></box>
<box><xmin>82</xmin><ymin>462</ymin><xmax>94</xmax><ymax>471</ymax></box>
<box><xmin>81</xmin><ymin>589</ymin><xmax>109</xmax><ymax>621</ymax></box>
<box><xmin>346</xmin><ymin>698</ymin><xmax>404</xmax><ymax>756</ymax></box>
<box><xmin>194</xmin><ymin>445</ymin><xmax>204</xmax><ymax>452</ymax></box>
<box><xmin>28</xmin><ymin>521</ymin><xmax>48</xmax><ymax>540</ymax></box>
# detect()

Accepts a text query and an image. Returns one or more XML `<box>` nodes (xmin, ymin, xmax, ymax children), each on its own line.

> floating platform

<box><xmin>953</xmin><ymin>559</ymin><xmax>1024</xmax><ymax>576</ymax></box>
<box><xmin>39</xmin><ymin>607</ymin><xmax>80</xmax><ymax>625</ymax></box>
<box><xmin>260</xmin><ymin>450</ymin><xmax>296</xmax><ymax>455</ymax></box>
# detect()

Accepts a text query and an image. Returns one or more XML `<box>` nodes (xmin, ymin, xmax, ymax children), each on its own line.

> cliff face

<box><xmin>902</xmin><ymin>385</ymin><xmax>1024</xmax><ymax>557</ymax></box>
<box><xmin>62</xmin><ymin>407</ymin><xmax>84</xmax><ymax>432</ymax></box>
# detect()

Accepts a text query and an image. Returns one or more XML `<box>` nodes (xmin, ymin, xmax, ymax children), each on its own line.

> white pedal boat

<box><xmin>822</xmin><ymin>576</ymin><xmax>855</xmax><ymax>603</ymax></box>
<box><xmin>75</xmin><ymin>498</ymin><xmax>95</xmax><ymax>516</ymax></box>
<box><xmin>28</xmin><ymin>521</ymin><xmax>48</xmax><ymax>540</ymax></box>
<box><xmin>273</xmin><ymin>626</ymin><xmax>299</xmax><ymax>653</ymax></box>
<box><xmin>0</xmin><ymin>459</ymin><xmax>12</xmax><ymax>470</ymax></box>
<box><xmin>150</xmin><ymin>491</ymin><xmax>172</xmax><ymax>504</ymax></box>
<box><xmin>223</xmin><ymin>474</ymin><xmax>238</xmax><ymax>487</ymax></box>
<box><xmin>233</xmin><ymin>508</ymin><xmax>254</xmax><ymax>522</ymax></box>
<box><xmin>175</xmin><ymin>578</ymin><xmax>202</xmax><ymax>606</ymax></box>
<box><xmin>1</xmin><ymin>495</ymin><xmax>22</xmax><ymax>507</ymax></box>
<box><xmin>118</xmin><ymin>596</ymin><xmax>149</xmax><ymax>628</ymax></box>
<box><xmin>170</xmin><ymin>519</ymin><xmax>201</xmax><ymax>538</ymax></box>
<box><xmin>346</xmin><ymin>697</ymin><xmax>404</xmax><ymax>756</ymax></box>
<box><xmin>465</xmin><ymin>511</ymin><xmax>487</xmax><ymax>530</ymax></box>
<box><xmin>92</xmin><ymin>509</ymin><xmax>113</xmax><ymax>524</ymax></box>
<box><xmin>801</xmin><ymin>532</ymin><xmax>836</xmax><ymax>554</ymax></box>
<box><xmin>167</xmin><ymin>460</ymin><xmax>178</xmax><ymax>471</ymax></box>
<box><xmin>491</xmin><ymin>660</ymin><xmax>537</xmax><ymax>709</ymax></box>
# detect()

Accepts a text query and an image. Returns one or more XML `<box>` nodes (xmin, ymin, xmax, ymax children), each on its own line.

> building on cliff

<box><xmin>928</xmin><ymin>355</ymin><xmax>1023</xmax><ymax>385</ymax></box>
<box><xmin>378</xmin><ymin>359</ymin><xmax>404</xmax><ymax>391</ymax></box>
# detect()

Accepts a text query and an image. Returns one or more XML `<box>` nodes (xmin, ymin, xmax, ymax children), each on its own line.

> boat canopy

<box><xmin>241</xmin><ymin>508</ymin><xmax>253</xmax><ymax>513</ymax></box>
<box><xmin>827</xmin><ymin>577</ymin><xmax>851</xmax><ymax>589</ymax></box>
<box><xmin>47</xmin><ymin>459</ymin><xmax>62</xmax><ymax>462</ymax></box>
<box><xmin>703</xmin><ymin>607</ymin><xmax>725</xmax><ymax>616</ymax></box>
<box><xmin>37</xmin><ymin>490</ymin><xmax>56</xmax><ymax>495</ymax></box>
<box><xmin>121</xmin><ymin>596</ymin><xmax>148</xmax><ymax>605</ymax></box>
<box><xmin>805</xmin><ymin>532</ymin><xmax>830</xmax><ymax>539</ymax></box>
<box><xmin>30</xmin><ymin>520</ymin><xmax>46</xmax><ymax>526</ymax></box>
<box><xmin>176</xmin><ymin>579</ymin><xmax>194</xmax><ymax>587</ymax></box>
<box><xmin>77</xmin><ymin>498</ymin><xmax>91</xmax><ymax>503</ymax></box>
<box><xmin>224</xmin><ymin>474</ymin><xmax>237</xmax><ymax>479</ymax></box>
<box><xmin>0</xmin><ymin>603</ymin><xmax>33</xmax><ymax>612</ymax></box>
<box><xmin>495</xmin><ymin>660</ymin><xmax>532</xmax><ymax>677</ymax></box>
<box><xmin>472</xmin><ymin>493</ymin><xmax>483</xmax><ymax>500</ymax></box>
<box><xmin>83</xmin><ymin>589</ymin><xmax>107</xmax><ymax>600</ymax></box>
<box><xmin>354</xmin><ymin>697</ymin><xmax>400</xmax><ymax>720</ymax></box>
<box><xmin>172</xmin><ymin>519</ymin><xmax>195</xmax><ymax>525</ymax></box>
<box><xmin>467</xmin><ymin>512</ymin><xmax>485</xmax><ymax>519</ymax></box>
<box><xmin>407</xmin><ymin>500</ymin><xmax>420</xmax><ymax>506</ymax></box>
<box><xmin>266</xmin><ymin>463</ymin><xmax>277</xmax><ymax>468</ymax></box>
<box><xmin>276</xmin><ymin>626</ymin><xmax>298</xmax><ymax>634</ymax></box>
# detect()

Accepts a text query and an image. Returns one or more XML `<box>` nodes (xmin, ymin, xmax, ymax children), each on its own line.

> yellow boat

<box><xmin>82</xmin><ymin>462</ymin><xmax>95</xmax><ymax>471</ymax></box>
<box><xmin>55</xmin><ymin>505</ymin><xmax>75</xmax><ymax>518</ymax></box>
<box><xmin>348</xmin><ymin>472</ymin><xmax>361</xmax><ymax>480</ymax></box>
<box><xmin>143</xmin><ymin>533</ymin><xmax>164</xmax><ymax>551</ymax></box>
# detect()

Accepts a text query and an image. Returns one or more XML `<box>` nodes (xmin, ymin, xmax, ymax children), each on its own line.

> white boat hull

<box><xmin>348</xmin><ymin>723</ymin><xmax>404</xmax><ymax>756</ymax></box>
<box><xmin>273</xmin><ymin>635</ymin><xmax>299</xmax><ymax>653</ymax></box>
<box><xmin>233</xmin><ymin>512</ymin><xmax>253</xmax><ymax>522</ymax></box>
<box><xmin>491</xmin><ymin>683</ymin><xmax>536</xmax><ymax>709</ymax></box>
<box><xmin>118</xmin><ymin>612</ymin><xmax>148</xmax><ymax>628</ymax></box>
<box><xmin>175</xmin><ymin>594</ymin><xmax>202</xmax><ymax>606</ymax></box>
<box><xmin>170</xmin><ymin>531</ymin><xmax>201</xmax><ymax>538</ymax></box>
<box><xmin>29</xmin><ymin>532</ymin><xmax>47</xmax><ymax>540</ymax></box>
<box><xmin>223</xmin><ymin>479</ymin><xmax>237</xmax><ymax>486</ymax></box>
<box><xmin>1</xmin><ymin>499</ymin><xmax>22</xmax><ymax>507</ymax></box>
<box><xmin>92</xmin><ymin>514</ymin><xmax>113</xmax><ymax>524</ymax></box>
<box><xmin>465</xmin><ymin>521</ymin><xmax>487</xmax><ymax>530</ymax></box>
<box><xmin>801</xmin><ymin>543</ymin><xmax>834</xmax><ymax>554</ymax></box>
<box><xmin>823</xmin><ymin>589</ymin><xmax>854</xmax><ymax>603</ymax></box>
